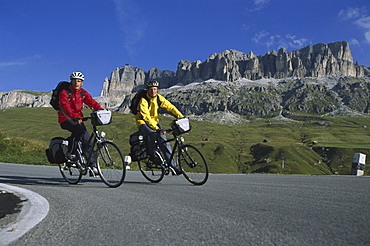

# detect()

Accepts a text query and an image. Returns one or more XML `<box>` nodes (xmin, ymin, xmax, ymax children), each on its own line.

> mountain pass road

<box><xmin>0</xmin><ymin>163</ymin><xmax>369</xmax><ymax>246</ymax></box>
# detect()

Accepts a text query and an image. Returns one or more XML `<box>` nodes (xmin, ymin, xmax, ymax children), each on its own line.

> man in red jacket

<box><xmin>58</xmin><ymin>72</ymin><xmax>104</xmax><ymax>174</ymax></box>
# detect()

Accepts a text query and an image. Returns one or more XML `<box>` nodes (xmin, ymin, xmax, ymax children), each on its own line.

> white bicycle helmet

<box><xmin>70</xmin><ymin>71</ymin><xmax>85</xmax><ymax>81</ymax></box>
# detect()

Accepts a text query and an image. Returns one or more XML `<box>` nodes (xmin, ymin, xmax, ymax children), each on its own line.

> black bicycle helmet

<box><xmin>147</xmin><ymin>80</ymin><xmax>159</xmax><ymax>87</ymax></box>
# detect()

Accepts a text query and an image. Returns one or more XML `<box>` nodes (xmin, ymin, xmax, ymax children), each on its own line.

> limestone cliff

<box><xmin>101</xmin><ymin>41</ymin><xmax>367</xmax><ymax>101</ymax></box>
<box><xmin>0</xmin><ymin>91</ymin><xmax>50</xmax><ymax>109</ymax></box>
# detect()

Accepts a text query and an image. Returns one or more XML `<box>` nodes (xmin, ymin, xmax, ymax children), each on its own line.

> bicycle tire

<box><xmin>138</xmin><ymin>151</ymin><xmax>165</xmax><ymax>183</ymax></box>
<box><xmin>97</xmin><ymin>141</ymin><xmax>126</xmax><ymax>188</ymax></box>
<box><xmin>177</xmin><ymin>144</ymin><xmax>209</xmax><ymax>185</ymax></box>
<box><xmin>59</xmin><ymin>162</ymin><xmax>82</xmax><ymax>184</ymax></box>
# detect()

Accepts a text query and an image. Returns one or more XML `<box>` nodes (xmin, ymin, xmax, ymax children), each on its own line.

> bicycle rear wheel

<box><xmin>138</xmin><ymin>151</ymin><xmax>165</xmax><ymax>183</ymax></box>
<box><xmin>177</xmin><ymin>144</ymin><xmax>209</xmax><ymax>185</ymax></box>
<box><xmin>97</xmin><ymin>141</ymin><xmax>126</xmax><ymax>188</ymax></box>
<box><xmin>59</xmin><ymin>162</ymin><xmax>82</xmax><ymax>184</ymax></box>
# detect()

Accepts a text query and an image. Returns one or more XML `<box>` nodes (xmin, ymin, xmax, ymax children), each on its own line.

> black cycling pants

<box><xmin>60</xmin><ymin>120</ymin><xmax>96</xmax><ymax>165</ymax></box>
<box><xmin>139</xmin><ymin>124</ymin><xmax>176</xmax><ymax>167</ymax></box>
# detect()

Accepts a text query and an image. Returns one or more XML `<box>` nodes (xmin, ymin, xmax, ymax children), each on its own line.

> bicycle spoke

<box><xmin>178</xmin><ymin>145</ymin><xmax>209</xmax><ymax>185</ymax></box>
<box><xmin>59</xmin><ymin>162</ymin><xmax>82</xmax><ymax>184</ymax></box>
<box><xmin>138</xmin><ymin>151</ymin><xmax>165</xmax><ymax>183</ymax></box>
<box><xmin>97</xmin><ymin>141</ymin><xmax>126</xmax><ymax>188</ymax></box>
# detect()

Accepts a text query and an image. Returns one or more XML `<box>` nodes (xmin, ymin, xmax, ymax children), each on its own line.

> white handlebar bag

<box><xmin>91</xmin><ymin>109</ymin><xmax>112</xmax><ymax>126</ymax></box>
<box><xmin>172</xmin><ymin>117</ymin><xmax>191</xmax><ymax>135</ymax></box>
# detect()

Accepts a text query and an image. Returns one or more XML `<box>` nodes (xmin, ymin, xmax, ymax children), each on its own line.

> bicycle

<box><xmin>131</xmin><ymin>118</ymin><xmax>209</xmax><ymax>185</ymax></box>
<box><xmin>58</xmin><ymin>110</ymin><xmax>126</xmax><ymax>188</ymax></box>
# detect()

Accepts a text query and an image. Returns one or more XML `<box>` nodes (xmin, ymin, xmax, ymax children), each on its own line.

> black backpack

<box><xmin>50</xmin><ymin>81</ymin><xmax>85</xmax><ymax>110</ymax></box>
<box><xmin>129</xmin><ymin>89</ymin><xmax>161</xmax><ymax>115</ymax></box>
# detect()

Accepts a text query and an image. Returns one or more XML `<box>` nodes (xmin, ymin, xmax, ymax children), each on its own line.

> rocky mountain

<box><xmin>100</xmin><ymin>66</ymin><xmax>176</xmax><ymax>97</ymax></box>
<box><xmin>0</xmin><ymin>90</ymin><xmax>50</xmax><ymax>109</ymax></box>
<box><xmin>101</xmin><ymin>41</ymin><xmax>369</xmax><ymax>100</ymax></box>
<box><xmin>176</xmin><ymin>41</ymin><xmax>367</xmax><ymax>83</ymax></box>
<box><xmin>117</xmin><ymin>76</ymin><xmax>370</xmax><ymax>124</ymax></box>
<box><xmin>1</xmin><ymin>41</ymin><xmax>370</xmax><ymax>123</ymax></box>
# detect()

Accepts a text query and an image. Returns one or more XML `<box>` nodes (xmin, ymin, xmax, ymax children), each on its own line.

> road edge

<box><xmin>0</xmin><ymin>184</ymin><xmax>49</xmax><ymax>246</ymax></box>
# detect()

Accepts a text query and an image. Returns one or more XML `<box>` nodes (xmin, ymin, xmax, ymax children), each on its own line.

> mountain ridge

<box><xmin>116</xmin><ymin>76</ymin><xmax>370</xmax><ymax>125</ymax></box>
<box><xmin>101</xmin><ymin>41</ymin><xmax>369</xmax><ymax>100</ymax></box>
<box><xmin>1</xmin><ymin>41</ymin><xmax>370</xmax><ymax>124</ymax></box>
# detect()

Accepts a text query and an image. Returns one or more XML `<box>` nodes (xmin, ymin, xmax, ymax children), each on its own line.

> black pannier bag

<box><xmin>45</xmin><ymin>137</ymin><xmax>68</xmax><ymax>164</ymax></box>
<box><xmin>129</xmin><ymin>131</ymin><xmax>147</xmax><ymax>161</ymax></box>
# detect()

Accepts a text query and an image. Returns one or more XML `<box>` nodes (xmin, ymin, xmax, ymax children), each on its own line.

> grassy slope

<box><xmin>0</xmin><ymin>107</ymin><xmax>369</xmax><ymax>175</ymax></box>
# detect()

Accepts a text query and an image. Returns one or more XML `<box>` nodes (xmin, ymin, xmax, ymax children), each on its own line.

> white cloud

<box><xmin>242</xmin><ymin>24</ymin><xmax>251</xmax><ymax>31</ymax></box>
<box><xmin>253</xmin><ymin>31</ymin><xmax>309</xmax><ymax>51</ymax></box>
<box><xmin>247</xmin><ymin>0</ymin><xmax>270</xmax><ymax>13</ymax></box>
<box><xmin>355</xmin><ymin>16</ymin><xmax>370</xmax><ymax>29</ymax></box>
<box><xmin>0</xmin><ymin>55</ymin><xmax>41</xmax><ymax>69</ymax></box>
<box><xmin>252</xmin><ymin>30</ymin><xmax>269</xmax><ymax>43</ymax></box>
<box><xmin>0</xmin><ymin>61</ymin><xmax>26</xmax><ymax>68</ymax></box>
<box><xmin>338</xmin><ymin>7</ymin><xmax>367</xmax><ymax>20</ymax></box>
<box><xmin>114</xmin><ymin>0</ymin><xmax>146</xmax><ymax>56</ymax></box>
<box><xmin>339</xmin><ymin>6</ymin><xmax>370</xmax><ymax>45</ymax></box>
<box><xmin>254</xmin><ymin>0</ymin><xmax>269</xmax><ymax>9</ymax></box>
<box><xmin>365</xmin><ymin>31</ymin><xmax>370</xmax><ymax>44</ymax></box>
<box><xmin>349</xmin><ymin>38</ymin><xmax>360</xmax><ymax>46</ymax></box>
<box><xmin>285</xmin><ymin>35</ymin><xmax>309</xmax><ymax>49</ymax></box>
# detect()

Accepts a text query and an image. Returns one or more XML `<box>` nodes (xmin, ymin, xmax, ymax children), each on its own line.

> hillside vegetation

<box><xmin>0</xmin><ymin>107</ymin><xmax>369</xmax><ymax>175</ymax></box>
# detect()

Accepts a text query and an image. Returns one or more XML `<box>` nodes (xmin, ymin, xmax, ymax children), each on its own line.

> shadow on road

<box><xmin>0</xmin><ymin>175</ymin><xmax>102</xmax><ymax>187</ymax></box>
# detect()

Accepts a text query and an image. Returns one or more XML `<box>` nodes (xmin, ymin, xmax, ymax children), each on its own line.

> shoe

<box><xmin>172</xmin><ymin>166</ymin><xmax>183</xmax><ymax>175</ymax></box>
<box><xmin>89</xmin><ymin>167</ymin><xmax>99</xmax><ymax>177</ymax></box>
<box><xmin>149</xmin><ymin>156</ymin><xmax>155</xmax><ymax>162</ymax></box>
<box><xmin>66</xmin><ymin>163</ymin><xmax>77</xmax><ymax>168</ymax></box>
<box><xmin>148</xmin><ymin>156</ymin><xmax>162</xmax><ymax>167</ymax></box>
<box><xmin>149</xmin><ymin>156</ymin><xmax>160</xmax><ymax>164</ymax></box>
<box><xmin>67</xmin><ymin>154</ymin><xmax>78</xmax><ymax>162</ymax></box>
<box><xmin>92</xmin><ymin>167</ymin><xmax>99</xmax><ymax>175</ymax></box>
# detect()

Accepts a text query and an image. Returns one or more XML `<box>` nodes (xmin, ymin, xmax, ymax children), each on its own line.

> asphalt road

<box><xmin>0</xmin><ymin>163</ymin><xmax>370</xmax><ymax>246</ymax></box>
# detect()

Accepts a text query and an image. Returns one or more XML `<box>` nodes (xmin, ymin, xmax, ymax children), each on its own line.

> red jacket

<box><xmin>58</xmin><ymin>86</ymin><xmax>103</xmax><ymax>123</ymax></box>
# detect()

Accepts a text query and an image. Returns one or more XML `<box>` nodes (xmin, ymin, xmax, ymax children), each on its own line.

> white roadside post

<box><xmin>351</xmin><ymin>153</ymin><xmax>366</xmax><ymax>176</ymax></box>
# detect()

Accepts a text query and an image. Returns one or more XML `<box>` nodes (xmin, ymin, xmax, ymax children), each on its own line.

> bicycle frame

<box><xmin>137</xmin><ymin>119</ymin><xmax>209</xmax><ymax>185</ymax></box>
<box><xmin>78</xmin><ymin>118</ymin><xmax>105</xmax><ymax>166</ymax></box>
<box><xmin>70</xmin><ymin>117</ymin><xmax>114</xmax><ymax>177</ymax></box>
<box><xmin>59</xmin><ymin>110</ymin><xmax>126</xmax><ymax>187</ymax></box>
<box><xmin>154</xmin><ymin>132</ymin><xmax>184</xmax><ymax>170</ymax></box>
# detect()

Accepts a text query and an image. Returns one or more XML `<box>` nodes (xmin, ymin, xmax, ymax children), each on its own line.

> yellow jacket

<box><xmin>135</xmin><ymin>93</ymin><xmax>184</xmax><ymax>130</ymax></box>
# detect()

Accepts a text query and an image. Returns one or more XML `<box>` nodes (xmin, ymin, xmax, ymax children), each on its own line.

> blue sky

<box><xmin>1</xmin><ymin>0</ymin><xmax>370</xmax><ymax>96</ymax></box>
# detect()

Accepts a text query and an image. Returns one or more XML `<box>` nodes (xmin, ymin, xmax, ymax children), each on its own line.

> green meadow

<box><xmin>0</xmin><ymin>107</ymin><xmax>369</xmax><ymax>175</ymax></box>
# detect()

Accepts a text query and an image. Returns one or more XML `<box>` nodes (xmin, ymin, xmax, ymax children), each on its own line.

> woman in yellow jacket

<box><xmin>136</xmin><ymin>80</ymin><xmax>184</xmax><ymax>175</ymax></box>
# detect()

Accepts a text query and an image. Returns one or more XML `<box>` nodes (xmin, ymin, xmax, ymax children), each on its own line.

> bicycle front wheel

<box><xmin>97</xmin><ymin>141</ymin><xmax>126</xmax><ymax>188</ymax></box>
<box><xmin>59</xmin><ymin>162</ymin><xmax>82</xmax><ymax>184</ymax></box>
<box><xmin>177</xmin><ymin>144</ymin><xmax>209</xmax><ymax>185</ymax></box>
<box><xmin>138</xmin><ymin>151</ymin><xmax>165</xmax><ymax>183</ymax></box>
